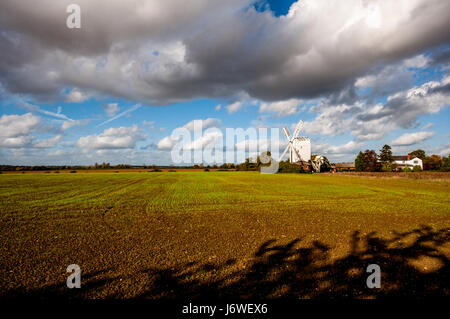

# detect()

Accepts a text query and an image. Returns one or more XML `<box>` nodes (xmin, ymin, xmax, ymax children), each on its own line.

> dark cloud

<box><xmin>357</xmin><ymin>79</ymin><xmax>449</xmax><ymax>128</ymax></box>
<box><xmin>430</xmin><ymin>82</ymin><xmax>450</xmax><ymax>95</ymax></box>
<box><xmin>0</xmin><ymin>0</ymin><xmax>449</xmax><ymax>104</ymax></box>
<box><xmin>430</xmin><ymin>48</ymin><xmax>450</xmax><ymax>66</ymax></box>
<box><xmin>0</xmin><ymin>31</ymin><xmax>63</xmax><ymax>100</ymax></box>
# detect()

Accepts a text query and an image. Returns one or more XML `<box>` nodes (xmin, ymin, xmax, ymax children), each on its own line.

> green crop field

<box><xmin>0</xmin><ymin>171</ymin><xmax>449</xmax><ymax>298</ymax></box>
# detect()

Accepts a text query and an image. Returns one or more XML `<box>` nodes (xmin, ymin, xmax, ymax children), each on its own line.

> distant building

<box><xmin>392</xmin><ymin>155</ymin><xmax>423</xmax><ymax>170</ymax></box>
<box><xmin>331</xmin><ymin>162</ymin><xmax>355</xmax><ymax>172</ymax></box>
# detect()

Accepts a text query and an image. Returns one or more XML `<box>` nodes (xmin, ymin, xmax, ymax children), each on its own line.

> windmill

<box><xmin>279</xmin><ymin>120</ymin><xmax>311</xmax><ymax>164</ymax></box>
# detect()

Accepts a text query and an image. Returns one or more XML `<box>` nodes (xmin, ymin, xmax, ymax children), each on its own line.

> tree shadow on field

<box><xmin>2</xmin><ymin>225</ymin><xmax>449</xmax><ymax>299</ymax></box>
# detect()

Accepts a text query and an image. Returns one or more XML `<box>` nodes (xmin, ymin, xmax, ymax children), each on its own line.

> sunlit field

<box><xmin>1</xmin><ymin>172</ymin><xmax>449</xmax><ymax>298</ymax></box>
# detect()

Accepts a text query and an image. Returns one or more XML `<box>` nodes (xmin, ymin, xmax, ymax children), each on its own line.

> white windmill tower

<box><xmin>279</xmin><ymin>120</ymin><xmax>311</xmax><ymax>164</ymax></box>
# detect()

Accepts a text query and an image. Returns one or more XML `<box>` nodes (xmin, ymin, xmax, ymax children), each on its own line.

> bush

<box><xmin>403</xmin><ymin>166</ymin><xmax>412</xmax><ymax>172</ymax></box>
<box><xmin>278</xmin><ymin>161</ymin><xmax>309</xmax><ymax>174</ymax></box>
<box><xmin>70</xmin><ymin>170</ymin><xmax>77</xmax><ymax>173</ymax></box>
<box><xmin>168</xmin><ymin>169</ymin><xmax>176</xmax><ymax>172</ymax></box>
<box><xmin>413</xmin><ymin>165</ymin><xmax>422</xmax><ymax>172</ymax></box>
<box><xmin>204</xmin><ymin>168</ymin><xmax>210</xmax><ymax>172</ymax></box>
<box><xmin>148</xmin><ymin>169</ymin><xmax>162</xmax><ymax>172</ymax></box>
<box><xmin>54</xmin><ymin>171</ymin><xmax>59</xmax><ymax>173</ymax></box>
<box><xmin>381</xmin><ymin>162</ymin><xmax>393</xmax><ymax>172</ymax></box>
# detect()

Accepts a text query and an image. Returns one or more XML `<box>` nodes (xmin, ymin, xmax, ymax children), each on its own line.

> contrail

<box><xmin>97</xmin><ymin>103</ymin><xmax>141</xmax><ymax>127</ymax></box>
<box><xmin>20</xmin><ymin>101</ymin><xmax>74</xmax><ymax>121</ymax></box>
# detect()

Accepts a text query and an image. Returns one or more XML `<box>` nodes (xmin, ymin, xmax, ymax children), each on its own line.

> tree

<box><xmin>379</xmin><ymin>144</ymin><xmax>393</xmax><ymax>172</ymax></box>
<box><xmin>408</xmin><ymin>149</ymin><xmax>426</xmax><ymax>160</ymax></box>
<box><xmin>363</xmin><ymin>150</ymin><xmax>380</xmax><ymax>172</ymax></box>
<box><xmin>423</xmin><ymin>155</ymin><xmax>442</xmax><ymax>170</ymax></box>
<box><xmin>355</xmin><ymin>151</ymin><xmax>364</xmax><ymax>171</ymax></box>
<box><xmin>379</xmin><ymin>144</ymin><xmax>393</xmax><ymax>163</ymax></box>
<box><xmin>235</xmin><ymin>157</ymin><xmax>257</xmax><ymax>171</ymax></box>
<box><xmin>442</xmin><ymin>154</ymin><xmax>450</xmax><ymax>171</ymax></box>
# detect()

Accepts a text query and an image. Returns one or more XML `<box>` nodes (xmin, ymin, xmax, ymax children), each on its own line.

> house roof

<box><xmin>392</xmin><ymin>156</ymin><xmax>408</xmax><ymax>161</ymax></box>
<box><xmin>333</xmin><ymin>162</ymin><xmax>355</xmax><ymax>168</ymax></box>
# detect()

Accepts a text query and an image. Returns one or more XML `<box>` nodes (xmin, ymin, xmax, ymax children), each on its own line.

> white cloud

<box><xmin>0</xmin><ymin>113</ymin><xmax>40</xmax><ymax>138</ymax></box>
<box><xmin>302</xmin><ymin>76</ymin><xmax>450</xmax><ymax>141</ymax></box>
<box><xmin>435</xmin><ymin>143</ymin><xmax>450</xmax><ymax>156</ymax></box>
<box><xmin>259</xmin><ymin>99</ymin><xmax>303</xmax><ymax>117</ymax></box>
<box><xmin>183</xmin><ymin>118</ymin><xmax>221</xmax><ymax>131</ymax></box>
<box><xmin>313</xmin><ymin>140</ymin><xmax>364</xmax><ymax>155</ymax></box>
<box><xmin>157</xmin><ymin>135</ymin><xmax>178</xmax><ymax>151</ymax></box>
<box><xmin>76</xmin><ymin>125</ymin><xmax>145</xmax><ymax>149</ymax></box>
<box><xmin>157</xmin><ymin>118</ymin><xmax>222</xmax><ymax>150</ymax></box>
<box><xmin>0</xmin><ymin>135</ymin><xmax>33</xmax><ymax>148</ymax></box>
<box><xmin>60</xmin><ymin>119</ymin><xmax>87</xmax><ymax>131</ymax></box>
<box><xmin>34</xmin><ymin>135</ymin><xmax>62</xmax><ymax>148</ymax></box>
<box><xmin>303</xmin><ymin>103</ymin><xmax>358</xmax><ymax>136</ymax></box>
<box><xmin>403</xmin><ymin>54</ymin><xmax>429</xmax><ymax>69</ymax></box>
<box><xmin>103</xmin><ymin>103</ymin><xmax>120</xmax><ymax>117</ymax></box>
<box><xmin>0</xmin><ymin>113</ymin><xmax>67</xmax><ymax>149</ymax></box>
<box><xmin>183</xmin><ymin>130</ymin><xmax>222</xmax><ymax>150</ymax></box>
<box><xmin>226</xmin><ymin>101</ymin><xmax>243</xmax><ymax>114</ymax></box>
<box><xmin>66</xmin><ymin>88</ymin><xmax>89</xmax><ymax>103</ymax></box>
<box><xmin>215</xmin><ymin>104</ymin><xmax>221</xmax><ymax>111</ymax></box>
<box><xmin>391</xmin><ymin>131</ymin><xmax>434</xmax><ymax>146</ymax></box>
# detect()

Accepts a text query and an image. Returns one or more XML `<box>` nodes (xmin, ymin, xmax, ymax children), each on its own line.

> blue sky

<box><xmin>0</xmin><ymin>0</ymin><xmax>449</xmax><ymax>165</ymax></box>
<box><xmin>255</xmin><ymin>0</ymin><xmax>297</xmax><ymax>16</ymax></box>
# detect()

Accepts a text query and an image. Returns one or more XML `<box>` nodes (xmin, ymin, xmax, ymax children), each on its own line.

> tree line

<box><xmin>354</xmin><ymin>145</ymin><xmax>450</xmax><ymax>172</ymax></box>
<box><xmin>0</xmin><ymin>162</ymin><xmax>134</xmax><ymax>171</ymax></box>
<box><xmin>0</xmin><ymin>162</ymin><xmax>239</xmax><ymax>172</ymax></box>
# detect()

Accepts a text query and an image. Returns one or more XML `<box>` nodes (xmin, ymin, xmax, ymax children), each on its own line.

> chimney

<box><xmin>407</xmin><ymin>155</ymin><xmax>410</xmax><ymax>160</ymax></box>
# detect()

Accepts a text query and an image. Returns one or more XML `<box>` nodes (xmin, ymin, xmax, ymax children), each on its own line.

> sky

<box><xmin>0</xmin><ymin>0</ymin><xmax>449</xmax><ymax>165</ymax></box>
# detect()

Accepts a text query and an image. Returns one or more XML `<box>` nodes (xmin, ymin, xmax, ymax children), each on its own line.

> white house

<box><xmin>392</xmin><ymin>155</ymin><xmax>423</xmax><ymax>170</ymax></box>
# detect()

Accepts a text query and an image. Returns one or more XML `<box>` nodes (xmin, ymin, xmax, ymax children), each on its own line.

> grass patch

<box><xmin>0</xmin><ymin>172</ymin><xmax>448</xmax><ymax>298</ymax></box>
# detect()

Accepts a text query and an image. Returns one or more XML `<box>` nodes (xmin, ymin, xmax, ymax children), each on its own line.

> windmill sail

<box><xmin>292</xmin><ymin>120</ymin><xmax>303</xmax><ymax>138</ymax></box>
<box><xmin>279</xmin><ymin>144</ymin><xmax>290</xmax><ymax>160</ymax></box>
<box><xmin>282</xmin><ymin>126</ymin><xmax>291</xmax><ymax>139</ymax></box>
